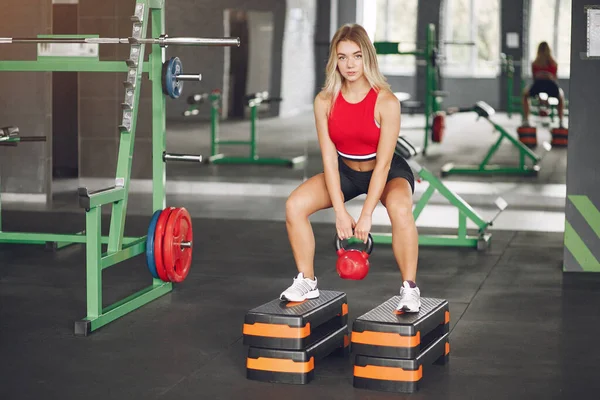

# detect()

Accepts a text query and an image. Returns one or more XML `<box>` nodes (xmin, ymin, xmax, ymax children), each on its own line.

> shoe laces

<box><xmin>288</xmin><ymin>277</ymin><xmax>314</xmax><ymax>295</ymax></box>
<box><xmin>400</xmin><ymin>286</ymin><xmax>419</xmax><ymax>303</ymax></box>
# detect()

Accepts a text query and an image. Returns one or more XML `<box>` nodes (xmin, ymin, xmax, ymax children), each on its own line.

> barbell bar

<box><xmin>0</xmin><ymin>35</ymin><xmax>240</xmax><ymax>47</ymax></box>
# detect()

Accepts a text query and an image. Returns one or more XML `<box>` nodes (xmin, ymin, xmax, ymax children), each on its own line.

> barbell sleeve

<box><xmin>163</xmin><ymin>153</ymin><xmax>203</xmax><ymax>163</ymax></box>
<box><xmin>176</xmin><ymin>74</ymin><xmax>202</xmax><ymax>82</ymax></box>
<box><xmin>157</xmin><ymin>37</ymin><xmax>240</xmax><ymax>47</ymax></box>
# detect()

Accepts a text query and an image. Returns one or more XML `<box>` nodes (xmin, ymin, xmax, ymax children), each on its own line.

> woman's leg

<box><xmin>380</xmin><ymin>177</ymin><xmax>420</xmax><ymax>312</ymax></box>
<box><xmin>285</xmin><ymin>173</ymin><xmax>333</xmax><ymax>279</ymax></box>
<box><xmin>280</xmin><ymin>173</ymin><xmax>334</xmax><ymax>301</ymax></box>
<box><xmin>380</xmin><ymin>177</ymin><xmax>418</xmax><ymax>282</ymax></box>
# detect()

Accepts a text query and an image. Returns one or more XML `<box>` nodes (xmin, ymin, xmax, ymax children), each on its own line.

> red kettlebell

<box><xmin>335</xmin><ymin>233</ymin><xmax>374</xmax><ymax>280</ymax></box>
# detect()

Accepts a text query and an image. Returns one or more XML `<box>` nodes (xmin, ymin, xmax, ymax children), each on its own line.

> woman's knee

<box><xmin>388</xmin><ymin>202</ymin><xmax>414</xmax><ymax>226</ymax></box>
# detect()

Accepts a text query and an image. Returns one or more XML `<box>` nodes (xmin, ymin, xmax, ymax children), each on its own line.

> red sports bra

<box><xmin>328</xmin><ymin>88</ymin><xmax>380</xmax><ymax>161</ymax></box>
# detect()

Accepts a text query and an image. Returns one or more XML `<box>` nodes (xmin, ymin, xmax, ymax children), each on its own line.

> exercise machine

<box><xmin>374</xmin><ymin>24</ymin><xmax>448</xmax><ymax>155</ymax></box>
<box><xmin>184</xmin><ymin>90</ymin><xmax>307</xmax><ymax>167</ymax></box>
<box><xmin>440</xmin><ymin>101</ymin><xmax>550</xmax><ymax>177</ymax></box>
<box><xmin>0</xmin><ymin>0</ymin><xmax>239</xmax><ymax>335</ymax></box>
<box><xmin>371</xmin><ymin>136</ymin><xmax>507</xmax><ymax>250</ymax></box>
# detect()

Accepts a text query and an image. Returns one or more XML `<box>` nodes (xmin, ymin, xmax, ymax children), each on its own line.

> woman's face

<box><xmin>336</xmin><ymin>40</ymin><xmax>364</xmax><ymax>82</ymax></box>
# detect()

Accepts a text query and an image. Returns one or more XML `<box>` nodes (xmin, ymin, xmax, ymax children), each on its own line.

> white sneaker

<box><xmin>396</xmin><ymin>281</ymin><xmax>421</xmax><ymax>312</ymax></box>
<box><xmin>279</xmin><ymin>272</ymin><xmax>320</xmax><ymax>302</ymax></box>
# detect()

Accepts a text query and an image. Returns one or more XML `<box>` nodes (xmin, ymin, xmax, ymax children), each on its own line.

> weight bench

<box><xmin>441</xmin><ymin>101</ymin><xmax>551</xmax><ymax>177</ymax></box>
<box><xmin>371</xmin><ymin>136</ymin><xmax>507</xmax><ymax>250</ymax></box>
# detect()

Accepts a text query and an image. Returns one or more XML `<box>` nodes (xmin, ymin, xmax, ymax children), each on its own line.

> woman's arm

<box><xmin>361</xmin><ymin>90</ymin><xmax>401</xmax><ymax>217</ymax></box>
<box><xmin>314</xmin><ymin>92</ymin><xmax>345</xmax><ymax>214</ymax></box>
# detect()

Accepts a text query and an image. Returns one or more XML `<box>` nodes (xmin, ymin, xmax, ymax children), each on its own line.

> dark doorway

<box><xmin>227</xmin><ymin>10</ymin><xmax>250</xmax><ymax>119</ymax></box>
<box><xmin>52</xmin><ymin>2</ymin><xmax>79</xmax><ymax>178</ymax></box>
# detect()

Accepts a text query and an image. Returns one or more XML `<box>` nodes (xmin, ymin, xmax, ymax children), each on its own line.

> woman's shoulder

<box><xmin>375</xmin><ymin>88</ymin><xmax>400</xmax><ymax>107</ymax></box>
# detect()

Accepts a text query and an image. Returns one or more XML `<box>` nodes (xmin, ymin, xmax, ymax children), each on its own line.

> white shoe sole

<box><xmin>280</xmin><ymin>289</ymin><xmax>320</xmax><ymax>302</ymax></box>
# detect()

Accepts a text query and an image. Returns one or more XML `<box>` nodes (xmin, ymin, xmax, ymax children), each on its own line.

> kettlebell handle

<box><xmin>334</xmin><ymin>233</ymin><xmax>374</xmax><ymax>255</ymax></box>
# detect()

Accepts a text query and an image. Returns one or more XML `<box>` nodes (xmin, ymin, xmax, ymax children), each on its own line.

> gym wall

<box><xmin>563</xmin><ymin>0</ymin><xmax>600</xmax><ymax>272</ymax></box>
<box><xmin>0</xmin><ymin>0</ymin><xmax>52</xmax><ymax>199</ymax></box>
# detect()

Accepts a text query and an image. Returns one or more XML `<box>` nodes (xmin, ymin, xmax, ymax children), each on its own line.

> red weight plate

<box><xmin>163</xmin><ymin>207</ymin><xmax>193</xmax><ymax>283</ymax></box>
<box><xmin>154</xmin><ymin>207</ymin><xmax>175</xmax><ymax>282</ymax></box>
<box><xmin>431</xmin><ymin>114</ymin><xmax>445</xmax><ymax>143</ymax></box>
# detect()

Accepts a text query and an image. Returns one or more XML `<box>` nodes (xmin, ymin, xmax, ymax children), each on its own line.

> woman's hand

<box><xmin>336</xmin><ymin>210</ymin><xmax>356</xmax><ymax>240</ymax></box>
<box><xmin>354</xmin><ymin>214</ymin><xmax>372</xmax><ymax>243</ymax></box>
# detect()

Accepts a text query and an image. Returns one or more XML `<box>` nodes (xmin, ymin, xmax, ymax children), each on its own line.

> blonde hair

<box><xmin>323</xmin><ymin>24</ymin><xmax>390</xmax><ymax>107</ymax></box>
<box><xmin>534</xmin><ymin>41</ymin><xmax>557</xmax><ymax>67</ymax></box>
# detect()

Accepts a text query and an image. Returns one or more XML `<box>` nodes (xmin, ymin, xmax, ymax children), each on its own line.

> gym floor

<box><xmin>2</xmin><ymin>110</ymin><xmax>598</xmax><ymax>399</ymax></box>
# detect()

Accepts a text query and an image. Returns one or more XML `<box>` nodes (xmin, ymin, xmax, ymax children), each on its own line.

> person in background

<box><xmin>522</xmin><ymin>41</ymin><xmax>566</xmax><ymax>128</ymax></box>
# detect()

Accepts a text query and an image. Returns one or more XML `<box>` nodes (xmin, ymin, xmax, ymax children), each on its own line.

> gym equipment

<box><xmin>200</xmin><ymin>91</ymin><xmax>307</xmax><ymax>167</ymax></box>
<box><xmin>351</xmin><ymin>297</ymin><xmax>450</xmax><ymax>393</ymax></box>
<box><xmin>0</xmin><ymin>126</ymin><xmax>46</xmax><ymax>146</ymax></box>
<box><xmin>243</xmin><ymin>291</ymin><xmax>350</xmax><ymax>384</ymax></box>
<box><xmin>145</xmin><ymin>210</ymin><xmax>162</xmax><ymax>279</ymax></box>
<box><xmin>551</xmin><ymin>127</ymin><xmax>568</xmax><ymax>147</ymax></box>
<box><xmin>375</xmin><ymin>24</ymin><xmax>474</xmax><ymax>154</ymax></box>
<box><xmin>371</xmin><ymin>135</ymin><xmax>506</xmax><ymax>250</ymax></box>
<box><xmin>161</xmin><ymin>56</ymin><xmax>202</xmax><ymax>99</ymax></box>
<box><xmin>183</xmin><ymin>92</ymin><xmax>210</xmax><ymax>116</ymax></box>
<box><xmin>334</xmin><ymin>233</ymin><xmax>373</xmax><ymax>280</ymax></box>
<box><xmin>441</xmin><ymin>101</ymin><xmax>551</xmax><ymax>177</ymax></box>
<box><xmin>517</xmin><ymin>126</ymin><xmax>538</xmax><ymax>148</ymax></box>
<box><xmin>0</xmin><ymin>1</ymin><xmax>239</xmax><ymax>336</ymax></box>
<box><xmin>162</xmin><ymin>207</ymin><xmax>193</xmax><ymax>283</ymax></box>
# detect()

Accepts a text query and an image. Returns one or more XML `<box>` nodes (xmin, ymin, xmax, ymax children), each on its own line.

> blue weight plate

<box><xmin>161</xmin><ymin>57</ymin><xmax>183</xmax><ymax>99</ymax></box>
<box><xmin>146</xmin><ymin>209</ymin><xmax>162</xmax><ymax>279</ymax></box>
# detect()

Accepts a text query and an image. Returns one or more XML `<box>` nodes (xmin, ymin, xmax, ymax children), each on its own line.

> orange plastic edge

<box><xmin>351</xmin><ymin>330</ymin><xmax>420</xmax><ymax>347</ymax></box>
<box><xmin>243</xmin><ymin>322</ymin><xmax>311</xmax><ymax>339</ymax></box>
<box><xmin>354</xmin><ymin>365</ymin><xmax>423</xmax><ymax>382</ymax></box>
<box><xmin>247</xmin><ymin>356</ymin><xmax>314</xmax><ymax>373</ymax></box>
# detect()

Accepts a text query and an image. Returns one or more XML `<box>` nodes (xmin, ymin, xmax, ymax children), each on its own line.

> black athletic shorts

<box><xmin>528</xmin><ymin>79</ymin><xmax>560</xmax><ymax>98</ymax></box>
<box><xmin>338</xmin><ymin>153</ymin><xmax>415</xmax><ymax>202</ymax></box>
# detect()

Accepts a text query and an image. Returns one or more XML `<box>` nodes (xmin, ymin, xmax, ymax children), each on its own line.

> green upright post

<box><xmin>210</xmin><ymin>92</ymin><xmax>220</xmax><ymax>158</ymax></box>
<box><xmin>250</xmin><ymin>104</ymin><xmax>258</xmax><ymax>160</ymax></box>
<box><xmin>151</xmin><ymin>2</ymin><xmax>167</xmax><ymax>212</ymax></box>
<box><xmin>107</xmin><ymin>1</ymin><xmax>150</xmax><ymax>253</ymax></box>
<box><xmin>85</xmin><ymin>207</ymin><xmax>103</xmax><ymax>319</ymax></box>
<box><xmin>423</xmin><ymin>24</ymin><xmax>435</xmax><ymax>155</ymax></box>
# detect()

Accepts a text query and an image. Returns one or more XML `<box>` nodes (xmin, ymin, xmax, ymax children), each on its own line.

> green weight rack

<box><xmin>207</xmin><ymin>92</ymin><xmax>307</xmax><ymax>167</ymax></box>
<box><xmin>0</xmin><ymin>0</ymin><xmax>239</xmax><ymax>335</ymax></box>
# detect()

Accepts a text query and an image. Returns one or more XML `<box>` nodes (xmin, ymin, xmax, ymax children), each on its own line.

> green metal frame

<box><xmin>0</xmin><ymin>1</ymin><xmax>173</xmax><ymax>336</ymax></box>
<box><xmin>440</xmin><ymin>113</ymin><xmax>542</xmax><ymax>177</ymax></box>
<box><xmin>374</xmin><ymin>23</ymin><xmax>444</xmax><ymax>155</ymax></box>
<box><xmin>207</xmin><ymin>92</ymin><xmax>306</xmax><ymax>167</ymax></box>
<box><xmin>372</xmin><ymin>153</ymin><xmax>493</xmax><ymax>250</ymax></box>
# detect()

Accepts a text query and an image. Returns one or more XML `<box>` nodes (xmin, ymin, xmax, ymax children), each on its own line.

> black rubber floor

<box><xmin>1</xmin><ymin>211</ymin><xmax>599</xmax><ymax>399</ymax></box>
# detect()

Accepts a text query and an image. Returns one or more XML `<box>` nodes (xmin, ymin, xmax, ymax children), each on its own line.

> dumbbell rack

<box><xmin>0</xmin><ymin>1</ymin><xmax>235</xmax><ymax>335</ymax></box>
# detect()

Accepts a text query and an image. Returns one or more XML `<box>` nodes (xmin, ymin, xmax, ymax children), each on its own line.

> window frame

<box><xmin>358</xmin><ymin>0</ymin><xmax>418</xmax><ymax>76</ymax></box>
<box><xmin>440</xmin><ymin>0</ymin><xmax>501</xmax><ymax>78</ymax></box>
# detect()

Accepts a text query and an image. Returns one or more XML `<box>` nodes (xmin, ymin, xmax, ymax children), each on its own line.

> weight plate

<box><xmin>161</xmin><ymin>57</ymin><xmax>183</xmax><ymax>99</ymax></box>
<box><xmin>154</xmin><ymin>207</ymin><xmax>175</xmax><ymax>282</ymax></box>
<box><xmin>163</xmin><ymin>207</ymin><xmax>193</xmax><ymax>283</ymax></box>
<box><xmin>145</xmin><ymin>209</ymin><xmax>162</xmax><ymax>279</ymax></box>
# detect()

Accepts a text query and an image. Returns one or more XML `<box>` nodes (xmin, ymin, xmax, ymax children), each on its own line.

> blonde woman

<box><xmin>522</xmin><ymin>41</ymin><xmax>565</xmax><ymax>127</ymax></box>
<box><xmin>279</xmin><ymin>24</ymin><xmax>420</xmax><ymax>313</ymax></box>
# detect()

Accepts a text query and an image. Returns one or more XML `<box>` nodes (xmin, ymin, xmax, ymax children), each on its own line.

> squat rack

<box><xmin>0</xmin><ymin>0</ymin><xmax>239</xmax><ymax>335</ymax></box>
